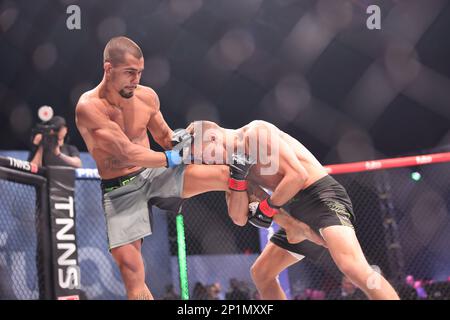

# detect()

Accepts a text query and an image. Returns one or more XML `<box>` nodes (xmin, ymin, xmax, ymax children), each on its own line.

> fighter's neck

<box><xmin>98</xmin><ymin>78</ymin><xmax>128</xmax><ymax>108</ymax></box>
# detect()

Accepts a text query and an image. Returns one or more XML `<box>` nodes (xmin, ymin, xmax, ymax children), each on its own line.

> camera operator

<box><xmin>28</xmin><ymin>115</ymin><xmax>82</xmax><ymax>168</ymax></box>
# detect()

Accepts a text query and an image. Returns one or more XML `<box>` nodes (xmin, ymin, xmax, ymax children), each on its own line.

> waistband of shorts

<box><xmin>292</xmin><ymin>175</ymin><xmax>341</xmax><ymax>200</ymax></box>
<box><xmin>101</xmin><ymin>168</ymin><xmax>146</xmax><ymax>191</ymax></box>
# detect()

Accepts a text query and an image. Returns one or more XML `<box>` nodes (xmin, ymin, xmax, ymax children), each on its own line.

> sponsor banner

<box><xmin>47</xmin><ymin>166</ymin><xmax>81</xmax><ymax>299</ymax></box>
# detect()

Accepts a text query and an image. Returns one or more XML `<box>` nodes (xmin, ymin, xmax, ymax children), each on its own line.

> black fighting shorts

<box><xmin>270</xmin><ymin>175</ymin><xmax>355</xmax><ymax>261</ymax></box>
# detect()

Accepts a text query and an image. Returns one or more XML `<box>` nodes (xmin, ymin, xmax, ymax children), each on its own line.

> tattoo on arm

<box><xmin>104</xmin><ymin>156</ymin><xmax>132</xmax><ymax>170</ymax></box>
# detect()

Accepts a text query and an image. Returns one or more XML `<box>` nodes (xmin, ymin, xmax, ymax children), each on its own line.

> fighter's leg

<box><xmin>250</xmin><ymin>242</ymin><xmax>299</xmax><ymax>299</ymax></box>
<box><xmin>321</xmin><ymin>225</ymin><xmax>399</xmax><ymax>300</ymax></box>
<box><xmin>182</xmin><ymin>165</ymin><xmax>251</xmax><ymax>222</ymax></box>
<box><xmin>181</xmin><ymin>164</ymin><xmax>229</xmax><ymax>198</ymax></box>
<box><xmin>111</xmin><ymin>239</ymin><xmax>153</xmax><ymax>300</ymax></box>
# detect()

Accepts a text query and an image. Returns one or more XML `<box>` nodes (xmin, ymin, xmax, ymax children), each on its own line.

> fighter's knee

<box><xmin>121</xmin><ymin>260</ymin><xmax>142</xmax><ymax>274</ymax></box>
<box><xmin>251</xmin><ymin>261</ymin><xmax>275</xmax><ymax>284</ymax></box>
<box><xmin>113</xmin><ymin>253</ymin><xmax>143</xmax><ymax>275</ymax></box>
<box><xmin>250</xmin><ymin>263</ymin><xmax>262</xmax><ymax>283</ymax></box>
<box><xmin>116</xmin><ymin>259</ymin><xmax>145</xmax><ymax>290</ymax></box>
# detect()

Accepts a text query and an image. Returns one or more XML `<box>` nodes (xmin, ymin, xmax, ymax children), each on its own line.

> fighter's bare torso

<box><xmin>240</xmin><ymin>121</ymin><xmax>328</xmax><ymax>192</ymax></box>
<box><xmin>76</xmin><ymin>85</ymin><xmax>157</xmax><ymax>179</ymax></box>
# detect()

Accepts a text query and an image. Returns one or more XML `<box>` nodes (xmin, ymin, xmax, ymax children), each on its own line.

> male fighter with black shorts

<box><xmin>187</xmin><ymin>120</ymin><xmax>400</xmax><ymax>300</ymax></box>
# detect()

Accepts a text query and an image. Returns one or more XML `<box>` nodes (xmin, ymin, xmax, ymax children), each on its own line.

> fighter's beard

<box><xmin>119</xmin><ymin>89</ymin><xmax>133</xmax><ymax>99</ymax></box>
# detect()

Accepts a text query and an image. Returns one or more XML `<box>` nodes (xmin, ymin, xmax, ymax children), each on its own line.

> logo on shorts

<box><xmin>324</xmin><ymin>200</ymin><xmax>352</xmax><ymax>226</ymax></box>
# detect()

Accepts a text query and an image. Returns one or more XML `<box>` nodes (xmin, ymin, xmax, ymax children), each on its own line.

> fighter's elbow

<box><xmin>115</xmin><ymin>144</ymin><xmax>135</xmax><ymax>165</ymax></box>
<box><xmin>229</xmin><ymin>212</ymin><xmax>248</xmax><ymax>226</ymax></box>
<box><xmin>95</xmin><ymin>129</ymin><xmax>133</xmax><ymax>163</ymax></box>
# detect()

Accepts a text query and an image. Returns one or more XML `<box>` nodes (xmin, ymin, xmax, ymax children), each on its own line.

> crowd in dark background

<box><xmin>161</xmin><ymin>274</ymin><xmax>450</xmax><ymax>300</ymax></box>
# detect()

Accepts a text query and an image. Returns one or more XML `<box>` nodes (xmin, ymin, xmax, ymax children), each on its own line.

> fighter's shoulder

<box><xmin>77</xmin><ymin>89</ymin><xmax>99</xmax><ymax>107</ymax></box>
<box><xmin>75</xmin><ymin>91</ymin><xmax>105</xmax><ymax>120</ymax></box>
<box><xmin>246</xmin><ymin>120</ymin><xmax>279</xmax><ymax>132</ymax></box>
<box><xmin>136</xmin><ymin>85</ymin><xmax>159</xmax><ymax>110</ymax></box>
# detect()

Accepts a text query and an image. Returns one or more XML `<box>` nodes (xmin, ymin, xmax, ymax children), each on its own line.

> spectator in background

<box><xmin>328</xmin><ymin>276</ymin><xmax>366</xmax><ymax>300</ymax></box>
<box><xmin>225</xmin><ymin>278</ymin><xmax>250</xmax><ymax>300</ymax></box>
<box><xmin>404</xmin><ymin>275</ymin><xmax>427</xmax><ymax>299</ymax></box>
<box><xmin>294</xmin><ymin>288</ymin><xmax>313</xmax><ymax>300</ymax></box>
<box><xmin>206</xmin><ymin>283</ymin><xmax>222</xmax><ymax>300</ymax></box>
<box><xmin>340</xmin><ymin>276</ymin><xmax>366</xmax><ymax>300</ymax></box>
<box><xmin>405</xmin><ymin>275</ymin><xmax>414</xmax><ymax>286</ymax></box>
<box><xmin>212</xmin><ymin>282</ymin><xmax>224</xmax><ymax>300</ymax></box>
<box><xmin>395</xmin><ymin>274</ymin><xmax>420</xmax><ymax>300</ymax></box>
<box><xmin>292</xmin><ymin>289</ymin><xmax>325</xmax><ymax>300</ymax></box>
<box><xmin>252</xmin><ymin>290</ymin><xmax>261</xmax><ymax>300</ymax></box>
<box><xmin>162</xmin><ymin>284</ymin><xmax>180</xmax><ymax>300</ymax></box>
<box><xmin>28</xmin><ymin>115</ymin><xmax>82</xmax><ymax>168</ymax></box>
<box><xmin>239</xmin><ymin>280</ymin><xmax>252</xmax><ymax>297</ymax></box>
<box><xmin>413</xmin><ymin>280</ymin><xmax>428</xmax><ymax>299</ymax></box>
<box><xmin>311</xmin><ymin>289</ymin><xmax>326</xmax><ymax>300</ymax></box>
<box><xmin>424</xmin><ymin>278</ymin><xmax>450</xmax><ymax>300</ymax></box>
<box><xmin>192</xmin><ymin>282</ymin><xmax>208</xmax><ymax>300</ymax></box>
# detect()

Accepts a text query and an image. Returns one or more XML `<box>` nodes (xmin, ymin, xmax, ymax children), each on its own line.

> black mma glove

<box><xmin>247</xmin><ymin>198</ymin><xmax>281</xmax><ymax>229</ymax></box>
<box><xmin>228</xmin><ymin>153</ymin><xmax>254</xmax><ymax>191</ymax></box>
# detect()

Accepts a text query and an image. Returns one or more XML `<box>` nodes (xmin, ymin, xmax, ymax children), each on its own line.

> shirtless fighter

<box><xmin>187</xmin><ymin>120</ymin><xmax>400</xmax><ymax>300</ymax></box>
<box><xmin>75</xmin><ymin>37</ymin><xmax>314</xmax><ymax>299</ymax></box>
<box><xmin>75</xmin><ymin>36</ymin><xmax>237</xmax><ymax>300</ymax></box>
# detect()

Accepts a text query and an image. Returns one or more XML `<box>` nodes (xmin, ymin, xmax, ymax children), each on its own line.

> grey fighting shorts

<box><xmin>101</xmin><ymin>166</ymin><xmax>185</xmax><ymax>250</ymax></box>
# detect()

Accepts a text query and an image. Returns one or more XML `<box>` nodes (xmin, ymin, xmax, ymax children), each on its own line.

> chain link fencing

<box><xmin>1</xmin><ymin>159</ymin><xmax>449</xmax><ymax>300</ymax></box>
<box><xmin>0</xmin><ymin>171</ymin><xmax>42</xmax><ymax>299</ymax></box>
<box><xmin>287</xmin><ymin>162</ymin><xmax>450</xmax><ymax>300</ymax></box>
